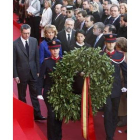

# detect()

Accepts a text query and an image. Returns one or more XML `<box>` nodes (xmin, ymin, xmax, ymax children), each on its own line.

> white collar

<box><xmin>97</xmin><ymin>33</ymin><xmax>103</xmax><ymax>40</ymax></box>
<box><xmin>76</xmin><ymin>42</ymin><xmax>85</xmax><ymax>47</ymax></box>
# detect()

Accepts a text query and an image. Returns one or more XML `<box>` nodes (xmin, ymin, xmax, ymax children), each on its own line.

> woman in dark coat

<box><xmin>88</xmin><ymin>2</ymin><xmax>101</xmax><ymax>23</ymax></box>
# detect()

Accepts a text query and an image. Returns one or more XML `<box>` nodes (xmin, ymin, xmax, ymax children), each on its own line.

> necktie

<box><xmin>67</xmin><ymin>34</ymin><xmax>71</xmax><ymax>45</ymax></box>
<box><xmin>94</xmin><ymin>37</ymin><xmax>99</xmax><ymax>48</ymax></box>
<box><xmin>25</xmin><ymin>41</ymin><xmax>29</xmax><ymax>56</ymax></box>
<box><xmin>109</xmin><ymin>17</ymin><xmax>115</xmax><ymax>24</ymax></box>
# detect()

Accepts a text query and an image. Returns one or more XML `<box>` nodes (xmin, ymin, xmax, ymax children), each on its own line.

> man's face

<box><xmin>63</xmin><ymin>0</ymin><xmax>68</xmax><ymax>6</ymax></box>
<box><xmin>85</xmin><ymin>17</ymin><xmax>93</xmax><ymax>28</ymax></box>
<box><xmin>65</xmin><ymin>20</ymin><xmax>74</xmax><ymax>32</ymax></box>
<box><xmin>106</xmin><ymin>42</ymin><xmax>116</xmax><ymax>52</ymax></box>
<box><xmin>102</xmin><ymin>1</ymin><xmax>108</xmax><ymax>9</ymax></box>
<box><xmin>103</xmin><ymin>26</ymin><xmax>112</xmax><ymax>34</ymax></box>
<box><xmin>55</xmin><ymin>5</ymin><xmax>61</xmax><ymax>14</ymax></box>
<box><xmin>83</xmin><ymin>1</ymin><xmax>89</xmax><ymax>10</ymax></box>
<box><xmin>120</xmin><ymin>17</ymin><xmax>125</xmax><ymax>27</ymax></box>
<box><xmin>93</xmin><ymin>25</ymin><xmax>100</xmax><ymax>36</ymax></box>
<box><xmin>110</xmin><ymin>6</ymin><xmax>119</xmax><ymax>17</ymax></box>
<box><xmin>21</xmin><ymin>29</ymin><xmax>30</xmax><ymax>40</ymax></box>
<box><xmin>50</xmin><ymin>48</ymin><xmax>60</xmax><ymax>58</ymax></box>
<box><xmin>104</xmin><ymin>6</ymin><xmax>110</xmax><ymax>15</ymax></box>
<box><xmin>77</xmin><ymin>13</ymin><xmax>85</xmax><ymax>22</ymax></box>
<box><xmin>66</xmin><ymin>10</ymin><xmax>74</xmax><ymax>18</ymax></box>
<box><xmin>61</xmin><ymin>7</ymin><xmax>66</xmax><ymax>16</ymax></box>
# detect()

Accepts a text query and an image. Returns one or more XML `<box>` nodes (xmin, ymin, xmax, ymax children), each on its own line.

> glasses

<box><xmin>66</xmin><ymin>11</ymin><xmax>72</xmax><ymax>14</ymax></box>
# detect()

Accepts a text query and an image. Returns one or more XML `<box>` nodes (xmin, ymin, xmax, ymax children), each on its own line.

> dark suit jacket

<box><xmin>52</xmin><ymin>13</ymin><xmax>64</xmax><ymax>32</ymax></box>
<box><xmin>104</xmin><ymin>16</ymin><xmax>120</xmax><ymax>33</ymax></box>
<box><xmin>85</xmin><ymin>27</ymin><xmax>96</xmax><ymax>46</ymax></box>
<box><xmin>93</xmin><ymin>35</ymin><xmax>105</xmax><ymax>50</ymax></box>
<box><xmin>57</xmin><ymin>29</ymin><xmax>76</xmax><ymax>55</ymax></box>
<box><xmin>13</xmin><ymin>37</ymin><xmax>39</xmax><ymax>81</ymax></box>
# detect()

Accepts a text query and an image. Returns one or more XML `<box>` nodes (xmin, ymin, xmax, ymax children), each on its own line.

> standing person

<box><xmin>39</xmin><ymin>25</ymin><xmax>62</xmax><ymax>65</ymax></box>
<box><xmin>84</xmin><ymin>15</ymin><xmax>96</xmax><ymax>46</ymax></box>
<box><xmin>115</xmin><ymin>37</ymin><xmax>127</xmax><ymax>127</ymax></box>
<box><xmin>101</xmin><ymin>34</ymin><xmax>127</xmax><ymax>140</ymax></box>
<box><xmin>117</xmin><ymin>13</ymin><xmax>127</xmax><ymax>38</ymax></box>
<box><xmin>13</xmin><ymin>24</ymin><xmax>46</xmax><ymax>121</ymax></box>
<box><xmin>52</xmin><ymin>4</ymin><xmax>64</xmax><ymax>32</ymax></box>
<box><xmin>88</xmin><ymin>2</ymin><xmax>101</xmax><ymax>23</ymax></box>
<box><xmin>40</xmin><ymin>0</ymin><xmax>52</xmax><ymax>40</ymax></box>
<box><xmin>92</xmin><ymin>22</ymin><xmax>105</xmax><ymax>50</ymax></box>
<box><xmin>38</xmin><ymin>40</ymin><xmax>63</xmax><ymax>140</ymax></box>
<box><xmin>104</xmin><ymin>4</ymin><xmax>120</xmax><ymax>33</ymax></box>
<box><xmin>57</xmin><ymin>18</ymin><xmax>76</xmax><ymax>55</ymax></box>
<box><xmin>28</xmin><ymin>0</ymin><xmax>41</xmax><ymax>43</ymax></box>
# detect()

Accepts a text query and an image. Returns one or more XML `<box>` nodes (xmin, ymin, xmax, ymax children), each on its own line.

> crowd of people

<box><xmin>13</xmin><ymin>0</ymin><xmax>127</xmax><ymax>140</ymax></box>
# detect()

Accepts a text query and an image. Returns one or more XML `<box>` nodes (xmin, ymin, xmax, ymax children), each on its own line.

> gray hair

<box><xmin>94</xmin><ymin>22</ymin><xmax>105</xmax><ymax>33</ymax></box>
<box><xmin>20</xmin><ymin>24</ymin><xmax>31</xmax><ymax>32</ymax></box>
<box><xmin>65</xmin><ymin>18</ymin><xmax>75</xmax><ymax>24</ymax></box>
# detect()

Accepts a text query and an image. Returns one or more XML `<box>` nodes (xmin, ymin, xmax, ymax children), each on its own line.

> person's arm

<box><xmin>35</xmin><ymin>39</ymin><xmax>40</xmax><ymax>74</ymax></box>
<box><xmin>13</xmin><ymin>42</ymin><xmax>20</xmax><ymax>84</ymax></box>
<box><xmin>32</xmin><ymin>1</ymin><xmax>40</xmax><ymax>16</ymax></box>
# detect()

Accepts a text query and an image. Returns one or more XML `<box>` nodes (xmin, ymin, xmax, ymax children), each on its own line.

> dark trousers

<box><xmin>104</xmin><ymin>96</ymin><xmax>121</xmax><ymax>140</ymax></box>
<box><xmin>17</xmin><ymin>72</ymin><xmax>41</xmax><ymax>118</ymax></box>
<box><xmin>30</xmin><ymin>16</ymin><xmax>40</xmax><ymax>44</ymax></box>
<box><xmin>44</xmin><ymin>94</ymin><xmax>62</xmax><ymax>140</ymax></box>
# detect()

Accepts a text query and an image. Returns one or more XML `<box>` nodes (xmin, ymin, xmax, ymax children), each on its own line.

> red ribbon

<box><xmin>81</xmin><ymin>77</ymin><xmax>96</xmax><ymax>140</ymax></box>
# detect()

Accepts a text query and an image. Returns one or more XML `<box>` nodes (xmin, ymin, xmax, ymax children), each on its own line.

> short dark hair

<box><xmin>110</xmin><ymin>4</ymin><xmax>120</xmax><ymax>11</ymax></box>
<box><xmin>105</xmin><ymin>24</ymin><xmax>116</xmax><ymax>33</ymax></box>
<box><xmin>104</xmin><ymin>0</ymin><xmax>112</xmax><ymax>4</ymax></box>
<box><xmin>121</xmin><ymin>14</ymin><xmax>127</xmax><ymax>22</ymax></box>
<box><xmin>20</xmin><ymin>24</ymin><xmax>31</xmax><ymax>32</ymax></box>
<box><xmin>77</xmin><ymin>10</ymin><xmax>87</xmax><ymax>17</ymax></box>
<box><xmin>75</xmin><ymin>29</ymin><xmax>86</xmax><ymax>40</ymax></box>
<box><xmin>61</xmin><ymin>5</ymin><xmax>66</xmax><ymax>9</ymax></box>
<box><xmin>85</xmin><ymin>15</ymin><xmax>95</xmax><ymax>22</ymax></box>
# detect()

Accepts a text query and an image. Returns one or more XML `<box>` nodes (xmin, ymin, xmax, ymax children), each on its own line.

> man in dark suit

<box><xmin>93</xmin><ymin>22</ymin><xmax>105</xmax><ymax>50</ymax></box>
<box><xmin>57</xmin><ymin>18</ymin><xmax>76</xmax><ymax>55</ymax></box>
<box><xmin>104</xmin><ymin>5</ymin><xmax>121</xmax><ymax>33</ymax></box>
<box><xmin>13</xmin><ymin>24</ymin><xmax>46</xmax><ymax>121</ymax></box>
<box><xmin>85</xmin><ymin>15</ymin><xmax>96</xmax><ymax>46</ymax></box>
<box><xmin>75</xmin><ymin>10</ymin><xmax>87</xmax><ymax>32</ymax></box>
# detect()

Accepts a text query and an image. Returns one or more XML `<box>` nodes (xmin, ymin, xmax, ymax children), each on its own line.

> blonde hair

<box><xmin>89</xmin><ymin>2</ymin><xmax>99</xmax><ymax>12</ymax></box>
<box><xmin>44</xmin><ymin>25</ymin><xmax>58</xmax><ymax>37</ymax></box>
<box><xmin>44</xmin><ymin>0</ymin><xmax>51</xmax><ymax>7</ymax></box>
<box><xmin>119</xmin><ymin>3</ymin><xmax>127</xmax><ymax>13</ymax></box>
<box><xmin>116</xmin><ymin>37</ymin><xmax>127</xmax><ymax>52</ymax></box>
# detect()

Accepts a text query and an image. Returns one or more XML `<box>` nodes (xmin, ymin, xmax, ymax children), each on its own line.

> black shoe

<box><xmin>34</xmin><ymin>115</ymin><xmax>47</xmax><ymax>121</ymax></box>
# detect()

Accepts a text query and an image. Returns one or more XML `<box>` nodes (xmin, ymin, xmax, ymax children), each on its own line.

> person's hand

<box><xmin>37</xmin><ymin>73</ymin><xmax>39</xmax><ymax>77</ymax></box>
<box><xmin>37</xmin><ymin>95</ymin><xmax>44</xmax><ymax>100</ymax></box>
<box><xmin>14</xmin><ymin>77</ymin><xmax>20</xmax><ymax>84</ymax></box>
<box><xmin>121</xmin><ymin>87</ymin><xmax>127</xmax><ymax>92</ymax></box>
<box><xmin>80</xmin><ymin>72</ymin><xmax>85</xmax><ymax>76</ymax></box>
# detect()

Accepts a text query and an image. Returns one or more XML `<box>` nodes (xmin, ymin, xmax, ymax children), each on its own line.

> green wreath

<box><xmin>47</xmin><ymin>47</ymin><xmax>114</xmax><ymax>123</ymax></box>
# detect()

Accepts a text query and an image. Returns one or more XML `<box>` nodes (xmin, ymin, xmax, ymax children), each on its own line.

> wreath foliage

<box><xmin>47</xmin><ymin>47</ymin><xmax>114</xmax><ymax>123</ymax></box>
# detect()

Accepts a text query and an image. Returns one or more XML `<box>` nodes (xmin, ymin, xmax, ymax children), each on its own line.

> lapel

<box><xmin>71</xmin><ymin>30</ymin><xmax>75</xmax><ymax>43</ymax></box>
<box><xmin>62</xmin><ymin>30</ymin><xmax>68</xmax><ymax>45</ymax></box>
<box><xmin>95</xmin><ymin>36</ymin><xmax>103</xmax><ymax>47</ymax></box>
<box><xmin>18</xmin><ymin>37</ymin><xmax>28</xmax><ymax>57</ymax></box>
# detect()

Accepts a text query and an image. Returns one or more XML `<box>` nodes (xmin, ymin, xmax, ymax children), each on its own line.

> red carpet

<box><xmin>13</xmin><ymin>13</ymin><xmax>127</xmax><ymax>140</ymax></box>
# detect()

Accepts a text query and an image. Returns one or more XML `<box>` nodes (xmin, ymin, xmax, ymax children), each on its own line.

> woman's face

<box><xmin>76</xmin><ymin>33</ymin><xmax>85</xmax><ymax>44</ymax></box>
<box><xmin>120</xmin><ymin>6</ymin><xmax>126</xmax><ymax>14</ymax></box>
<box><xmin>46</xmin><ymin>29</ymin><xmax>55</xmax><ymax>40</ymax></box>
<box><xmin>44</xmin><ymin>1</ymin><xmax>49</xmax><ymax>8</ymax></box>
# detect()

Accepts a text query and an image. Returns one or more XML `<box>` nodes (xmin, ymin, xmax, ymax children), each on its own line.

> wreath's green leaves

<box><xmin>47</xmin><ymin>47</ymin><xmax>114</xmax><ymax>123</ymax></box>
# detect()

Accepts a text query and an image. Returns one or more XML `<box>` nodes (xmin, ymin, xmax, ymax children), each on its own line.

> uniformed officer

<box><xmin>37</xmin><ymin>39</ymin><xmax>62</xmax><ymax>140</ymax></box>
<box><xmin>101</xmin><ymin>34</ymin><xmax>127</xmax><ymax>140</ymax></box>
